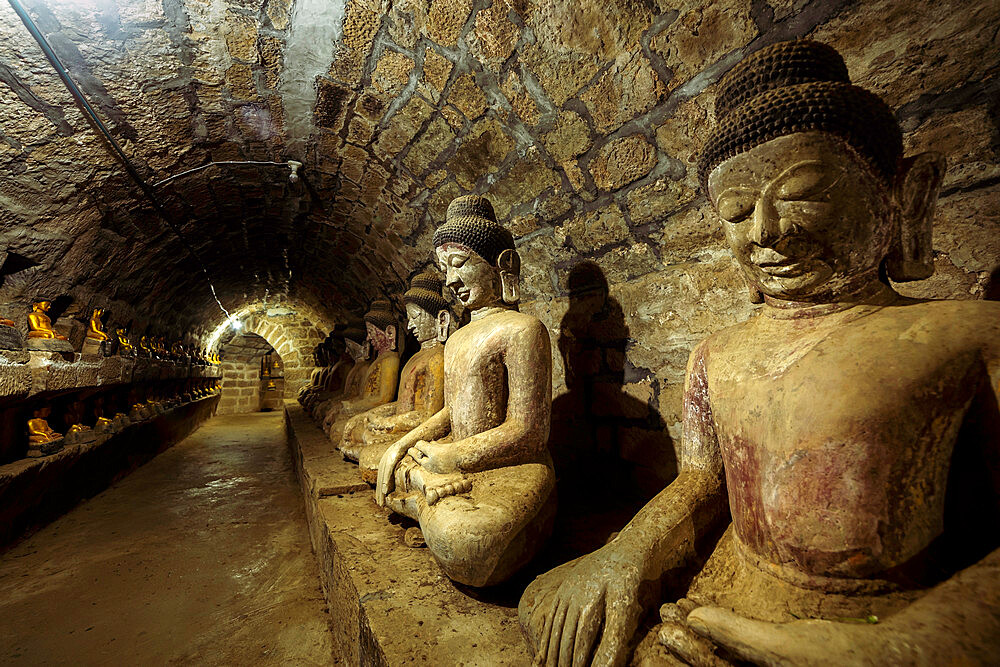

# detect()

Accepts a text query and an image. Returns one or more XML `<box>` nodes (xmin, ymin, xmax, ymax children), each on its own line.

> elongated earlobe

<box><xmin>886</xmin><ymin>152</ymin><xmax>945</xmax><ymax>282</ymax></box>
<box><xmin>497</xmin><ymin>249</ymin><xmax>521</xmax><ymax>305</ymax></box>
<box><xmin>437</xmin><ymin>310</ymin><xmax>451</xmax><ymax>343</ymax></box>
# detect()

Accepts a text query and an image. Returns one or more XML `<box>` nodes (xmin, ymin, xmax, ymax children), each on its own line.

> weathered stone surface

<box><xmin>590</xmin><ymin>134</ymin><xmax>658</xmax><ymax>191</ymax></box>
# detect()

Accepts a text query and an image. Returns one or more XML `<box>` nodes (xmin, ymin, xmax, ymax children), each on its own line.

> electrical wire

<box><xmin>152</xmin><ymin>161</ymin><xmax>293</xmax><ymax>188</ymax></box>
<box><xmin>7</xmin><ymin>0</ymin><xmax>233</xmax><ymax>321</ymax></box>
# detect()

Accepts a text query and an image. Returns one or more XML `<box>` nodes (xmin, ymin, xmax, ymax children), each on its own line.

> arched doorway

<box><xmin>217</xmin><ymin>332</ymin><xmax>285</xmax><ymax>414</ymax></box>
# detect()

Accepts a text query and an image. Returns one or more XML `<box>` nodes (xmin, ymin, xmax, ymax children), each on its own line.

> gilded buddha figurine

<box><xmin>86</xmin><ymin>308</ymin><xmax>109</xmax><ymax>341</ymax></box>
<box><xmin>115</xmin><ymin>328</ymin><xmax>135</xmax><ymax>357</ymax></box>
<box><xmin>308</xmin><ymin>330</ymin><xmax>367</xmax><ymax>419</ymax></box>
<box><xmin>27</xmin><ymin>406</ymin><xmax>63</xmax><ymax>456</ymax></box>
<box><xmin>375</xmin><ymin>195</ymin><xmax>556</xmax><ymax>587</ymax></box>
<box><xmin>518</xmin><ymin>40</ymin><xmax>1000</xmax><ymax>666</ymax></box>
<box><xmin>341</xmin><ymin>272</ymin><xmax>453</xmax><ymax>482</ymax></box>
<box><xmin>324</xmin><ymin>300</ymin><xmax>402</xmax><ymax>442</ymax></box>
<box><xmin>64</xmin><ymin>400</ymin><xmax>97</xmax><ymax>445</ymax></box>
<box><xmin>26</xmin><ymin>300</ymin><xmax>74</xmax><ymax>352</ymax></box>
<box><xmin>27</xmin><ymin>301</ymin><xmax>67</xmax><ymax>340</ymax></box>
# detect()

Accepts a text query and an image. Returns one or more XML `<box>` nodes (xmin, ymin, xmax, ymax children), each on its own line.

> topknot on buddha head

<box><xmin>434</xmin><ymin>195</ymin><xmax>515</xmax><ymax>267</ymax></box>
<box><xmin>434</xmin><ymin>195</ymin><xmax>521</xmax><ymax>309</ymax></box>
<box><xmin>698</xmin><ymin>40</ymin><xmax>903</xmax><ymax>192</ymax></box>
<box><xmin>404</xmin><ymin>272</ymin><xmax>449</xmax><ymax>315</ymax></box>
<box><xmin>405</xmin><ymin>271</ymin><xmax>452</xmax><ymax>342</ymax></box>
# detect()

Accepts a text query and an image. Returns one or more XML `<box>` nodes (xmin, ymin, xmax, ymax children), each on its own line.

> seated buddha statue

<box><xmin>86</xmin><ymin>308</ymin><xmax>109</xmax><ymax>341</ymax></box>
<box><xmin>28</xmin><ymin>406</ymin><xmax>61</xmax><ymax>444</ymax></box>
<box><xmin>341</xmin><ymin>272</ymin><xmax>453</xmax><ymax>482</ymax></box>
<box><xmin>298</xmin><ymin>346</ymin><xmax>327</xmax><ymax>404</ymax></box>
<box><xmin>518</xmin><ymin>40</ymin><xmax>1000</xmax><ymax>666</ymax></box>
<box><xmin>309</xmin><ymin>331</ymin><xmax>366</xmax><ymax>419</ymax></box>
<box><xmin>27</xmin><ymin>301</ymin><xmax>68</xmax><ymax>340</ymax></box>
<box><xmin>115</xmin><ymin>328</ymin><xmax>134</xmax><ymax>356</ymax></box>
<box><xmin>375</xmin><ymin>195</ymin><xmax>556</xmax><ymax>587</ymax></box>
<box><xmin>64</xmin><ymin>400</ymin><xmax>96</xmax><ymax>444</ymax></box>
<box><xmin>324</xmin><ymin>300</ymin><xmax>401</xmax><ymax>442</ymax></box>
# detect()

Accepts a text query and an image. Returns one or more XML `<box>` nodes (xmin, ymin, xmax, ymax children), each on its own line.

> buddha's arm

<box><xmin>448</xmin><ymin>319</ymin><xmax>552</xmax><ymax>473</ymax></box>
<box><xmin>518</xmin><ymin>340</ymin><xmax>728</xmax><ymax>667</ymax></box>
<box><xmin>375</xmin><ymin>407</ymin><xmax>452</xmax><ymax>505</ymax></box>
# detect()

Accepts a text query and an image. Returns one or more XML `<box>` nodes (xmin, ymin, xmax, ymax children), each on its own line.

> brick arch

<box><xmin>241</xmin><ymin>312</ymin><xmax>324</xmax><ymax>398</ymax></box>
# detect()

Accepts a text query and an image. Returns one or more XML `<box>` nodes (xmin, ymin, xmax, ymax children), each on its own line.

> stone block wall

<box><xmin>217</xmin><ymin>360</ymin><xmax>261</xmax><ymax>415</ymax></box>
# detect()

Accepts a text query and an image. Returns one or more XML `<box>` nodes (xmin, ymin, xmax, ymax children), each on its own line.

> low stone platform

<box><xmin>0</xmin><ymin>395</ymin><xmax>219</xmax><ymax>549</ymax></box>
<box><xmin>284</xmin><ymin>401</ymin><xmax>533</xmax><ymax>666</ymax></box>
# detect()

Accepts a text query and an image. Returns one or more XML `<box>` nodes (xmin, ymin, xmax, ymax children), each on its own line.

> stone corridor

<box><xmin>0</xmin><ymin>412</ymin><xmax>333</xmax><ymax>665</ymax></box>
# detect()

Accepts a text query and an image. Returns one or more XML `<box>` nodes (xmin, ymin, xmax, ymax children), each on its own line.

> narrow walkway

<box><xmin>0</xmin><ymin>412</ymin><xmax>333</xmax><ymax>665</ymax></box>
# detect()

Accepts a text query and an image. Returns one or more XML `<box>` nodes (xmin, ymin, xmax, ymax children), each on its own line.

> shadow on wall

<box><xmin>547</xmin><ymin>261</ymin><xmax>677</xmax><ymax>558</ymax></box>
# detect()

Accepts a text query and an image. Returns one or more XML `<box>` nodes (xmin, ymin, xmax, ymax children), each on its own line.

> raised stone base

<box><xmin>26</xmin><ymin>437</ymin><xmax>64</xmax><ymax>458</ymax></box>
<box><xmin>80</xmin><ymin>338</ymin><xmax>107</xmax><ymax>356</ymax></box>
<box><xmin>283</xmin><ymin>401</ymin><xmax>532</xmax><ymax>665</ymax></box>
<box><xmin>26</xmin><ymin>337</ymin><xmax>75</xmax><ymax>353</ymax></box>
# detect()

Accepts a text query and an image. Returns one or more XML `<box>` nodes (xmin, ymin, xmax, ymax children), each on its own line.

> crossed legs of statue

<box><xmin>387</xmin><ymin>453</ymin><xmax>557</xmax><ymax>587</ymax></box>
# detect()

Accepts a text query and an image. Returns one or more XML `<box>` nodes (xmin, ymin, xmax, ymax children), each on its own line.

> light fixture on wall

<box><xmin>229</xmin><ymin>318</ymin><xmax>243</xmax><ymax>331</ymax></box>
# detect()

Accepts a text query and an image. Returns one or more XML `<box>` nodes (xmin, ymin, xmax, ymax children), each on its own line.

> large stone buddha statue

<box><xmin>518</xmin><ymin>40</ymin><xmax>1000</xmax><ymax>665</ymax></box>
<box><xmin>341</xmin><ymin>271</ymin><xmax>453</xmax><ymax>482</ymax></box>
<box><xmin>375</xmin><ymin>195</ymin><xmax>557</xmax><ymax>587</ymax></box>
<box><xmin>323</xmin><ymin>301</ymin><xmax>401</xmax><ymax>442</ymax></box>
<box><xmin>309</xmin><ymin>329</ymin><xmax>366</xmax><ymax>420</ymax></box>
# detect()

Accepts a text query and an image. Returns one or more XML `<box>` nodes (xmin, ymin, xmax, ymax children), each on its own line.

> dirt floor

<box><xmin>0</xmin><ymin>411</ymin><xmax>334</xmax><ymax>665</ymax></box>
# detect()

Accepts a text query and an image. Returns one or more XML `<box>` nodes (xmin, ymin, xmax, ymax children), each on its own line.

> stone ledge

<box><xmin>0</xmin><ymin>350</ymin><xmax>221</xmax><ymax>402</ymax></box>
<box><xmin>0</xmin><ymin>395</ymin><xmax>219</xmax><ymax>549</ymax></box>
<box><xmin>283</xmin><ymin>401</ymin><xmax>532</xmax><ymax>666</ymax></box>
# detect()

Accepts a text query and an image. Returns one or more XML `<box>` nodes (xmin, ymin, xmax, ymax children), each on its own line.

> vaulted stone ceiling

<box><xmin>0</xmin><ymin>0</ymin><xmax>997</xmax><ymax>364</ymax></box>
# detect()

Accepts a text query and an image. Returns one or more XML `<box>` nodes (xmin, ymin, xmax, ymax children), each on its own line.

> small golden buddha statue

<box><xmin>341</xmin><ymin>272</ymin><xmax>453</xmax><ymax>483</ymax></box>
<box><xmin>27</xmin><ymin>301</ymin><xmax>68</xmax><ymax>340</ymax></box>
<box><xmin>28</xmin><ymin>406</ymin><xmax>61</xmax><ymax>444</ymax></box>
<box><xmin>116</xmin><ymin>328</ymin><xmax>134</xmax><ymax>355</ymax></box>
<box><xmin>86</xmin><ymin>308</ymin><xmax>109</xmax><ymax>341</ymax></box>
<box><xmin>139</xmin><ymin>336</ymin><xmax>151</xmax><ymax>357</ymax></box>
<box><xmin>266</xmin><ymin>379</ymin><xmax>276</xmax><ymax>391</ymax></box>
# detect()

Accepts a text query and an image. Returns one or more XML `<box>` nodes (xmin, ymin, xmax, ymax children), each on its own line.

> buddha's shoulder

<box><xmin>886</xmin><ymin>297</ymin><xmax>1000</xmax><ymax>344</ymax></box>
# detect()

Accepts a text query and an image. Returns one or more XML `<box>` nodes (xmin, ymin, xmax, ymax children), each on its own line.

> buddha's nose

<box><xmin>749</xmin><ymin>196</ymin><xmax>782</xmax><ymax>247</ymax></box>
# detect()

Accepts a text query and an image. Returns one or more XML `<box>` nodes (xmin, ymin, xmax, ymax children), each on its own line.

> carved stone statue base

<box><xmin>81</xmin><ymin>338</ymin><xmax>107</xmax><ymax>356</ymax></box>
<box><xmin>26</xmin><ymin>338</ymin><xmax>74</xmax><ymax>353</ymax></box>
<box><xmin>0</xmin><ymin>325</ymin><xmax>23</xmax><ymax>350</ymax></box>
<box><xmin>65</xmin><ymin>428</ymin><xmax>97</xmax><ymax>445</ymax></box>
<box><xmin>27</xmin><ymin>437</ymin><xmax>64</xmax><ymax>458</ymax></box>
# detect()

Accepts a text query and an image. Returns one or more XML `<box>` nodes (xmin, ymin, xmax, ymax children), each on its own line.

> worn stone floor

<box><xmin>0</xmin><ymin>412</ymin><xmax>334</xmax><ymax>665</ymax></box>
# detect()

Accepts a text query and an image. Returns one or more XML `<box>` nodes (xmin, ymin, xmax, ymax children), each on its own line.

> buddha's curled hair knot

<box><xmin>433</xmin><ymin>195</ymin><xmax>515</xmax><ymax>266</ymax></box>
<box><xmin>364</xmin><ymin>299</ymin><xmax>396</xmax><ymax>331</ymax></box>
<box><xmin>699</xmin><ymin>40</ymin><xmax>903</xmax><ymax>192</ymax></box>
<box><xmin>404</xmin><ymin>272</ymin><xmax>449</xmax><ymax>314</ymax></box>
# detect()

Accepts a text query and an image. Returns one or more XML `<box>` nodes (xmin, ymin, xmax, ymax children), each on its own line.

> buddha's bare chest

<box><xmin>708</xmin><ymin>323</ymin><xmax>983</xmax><ymax>577</ymax></box>
<box><xmin>444</xmin><ymin>323</ymin><xmax>509</xmax><ymax>438</ymax></box>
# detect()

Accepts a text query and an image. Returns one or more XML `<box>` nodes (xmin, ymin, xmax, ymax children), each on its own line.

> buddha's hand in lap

<box><xmin>685</xmin><ymin>606</ymin><xmax>911</xmax><ymax>666</ymax></box>
<box><xmin>375</xmin><ymin>439</ymin><xmax>415</xmax><ymax>506</ymax></box>
<box><xmin>407</xmin><ymin>440</ymin><xmax>459</xmax><ymax>474</ymax></box>
<box><xmin>519</xmin><ymin>544</ymin><xmax>644</xmax><ymax>667</ymax></box>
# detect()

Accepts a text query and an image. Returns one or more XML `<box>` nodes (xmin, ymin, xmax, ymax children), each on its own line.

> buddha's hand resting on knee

<box><xmin>685</xmin><ymin>607</ymin><xmax>914</xmax><ymax>666</ymax></box>
<box><xmin>407</xmin><ymin>440</ymin><xmax>459</xmax><ymax>474</ymax></box>
<box><xmin>519</xmin><ymin>545</ymin><xmax>644</xmax><ymax>667</ymax></box>
<box><xmin>375</xmin><ymin>439</ymin><xmax>412</xmax><ymax>506</ymax></box>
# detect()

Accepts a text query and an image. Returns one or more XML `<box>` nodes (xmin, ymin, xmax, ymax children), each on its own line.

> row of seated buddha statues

<box><xmin>24</xmin><ymin>380</ymin><xmax>220</xmax><ymax>458</ymax></box>
<box><xmin>299</xmin><ymin>195</ymin><xmax>558</xmax><ymax>588</ymax></box>
<box><xmin>294</xmin><ymin>38</ymin><xmax>999</xmax><ymax>663</ymax></box>
<box><xmin>0</xmin><ymin>299</ymin><xmax>219</xmax><ymax>364</ymax></box>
